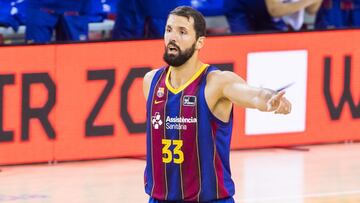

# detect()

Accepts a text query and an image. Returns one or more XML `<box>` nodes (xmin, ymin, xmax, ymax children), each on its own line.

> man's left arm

<box><xmin>219</xmin><ymin>71</ymin><xmax>291</xmax><ymax>114</ymax></box>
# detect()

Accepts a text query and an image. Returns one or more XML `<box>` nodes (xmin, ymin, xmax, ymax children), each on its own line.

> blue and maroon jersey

<box><xmin>144</xmin><ymin>64</ymin><xmax>235</xmax><ymax>202</ymax></box>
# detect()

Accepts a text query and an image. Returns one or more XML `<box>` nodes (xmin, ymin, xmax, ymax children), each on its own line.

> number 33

<box><xmin>162</xmin><ymin>139</ymin><xmax>184</xmax><ymax>164</ymax></box>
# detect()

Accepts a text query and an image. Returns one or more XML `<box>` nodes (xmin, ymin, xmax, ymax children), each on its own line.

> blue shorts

<box><xmin>148</xmin><ymin>196</ymin><xmax>235</xmax><ymax>203</ymax></box>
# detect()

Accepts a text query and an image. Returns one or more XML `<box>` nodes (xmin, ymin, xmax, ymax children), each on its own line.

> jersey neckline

<box><xmin>165</xmin><ymin>64</ymin><xmax>209</xmax><ymax>94</ymax></box>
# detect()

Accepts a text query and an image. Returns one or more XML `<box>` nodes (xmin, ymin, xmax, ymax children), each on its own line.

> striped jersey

<box><xmin>144</xmin><ymin>64</ymin><xmax>235</xmax><ymax>202</ymax></box>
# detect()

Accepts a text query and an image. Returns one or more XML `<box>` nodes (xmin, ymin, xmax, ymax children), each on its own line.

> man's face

<box><xmin>163</xmin><ymin>14</ymin><xmax>198</xmax><ymax>67</ymax></box>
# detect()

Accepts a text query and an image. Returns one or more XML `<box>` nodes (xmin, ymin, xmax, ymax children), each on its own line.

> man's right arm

<box><xmin>143</xmin><ymin>69</ymin><xmax>158</xmax><ymax>101</ymax></box>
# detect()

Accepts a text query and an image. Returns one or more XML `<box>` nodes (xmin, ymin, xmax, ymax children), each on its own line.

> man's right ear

<box><xmin>196</xmin><ymin>36</ymin><xmax>205</xmax><ymax>50</ymax></box>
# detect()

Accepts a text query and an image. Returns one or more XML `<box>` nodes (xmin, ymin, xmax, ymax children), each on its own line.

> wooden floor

<box><xmin>1</xmin><ymin>143</ymin><xmax>360</xmax><ymax>203</ymax></box>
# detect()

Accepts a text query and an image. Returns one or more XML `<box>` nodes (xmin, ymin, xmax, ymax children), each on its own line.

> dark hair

<box><xmin>169</xmin><ymin>6</ymin><xmax>206</xmax><ymax>39</ymax></box>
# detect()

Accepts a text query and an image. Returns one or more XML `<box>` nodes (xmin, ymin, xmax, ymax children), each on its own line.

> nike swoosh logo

<box><xmin>154</xmin><ymin>100</ymin><xmax>164</xmax><ymax>104</ymax></box>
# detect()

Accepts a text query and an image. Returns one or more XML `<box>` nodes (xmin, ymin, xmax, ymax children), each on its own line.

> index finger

<box><xmin>270</xmin><ymin>91</ymin><xmax>285</xmax><ymax>107</ymax></box>
<box><xmin>273</xmin><ymin>91</ymin><xmax>285</xmax><ymax>101</ymax></box>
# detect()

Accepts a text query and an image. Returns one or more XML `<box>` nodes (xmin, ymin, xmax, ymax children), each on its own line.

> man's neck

<box><xmin>169</xmin><ymin>56</ymin><xmax>203</xmax><ymax>89</ymax></box>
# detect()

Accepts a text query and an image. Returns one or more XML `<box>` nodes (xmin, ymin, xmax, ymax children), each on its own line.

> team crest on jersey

<box><xmin>183</xmin><ymin>95</ymin><xmax>196</xmax><ymax>106</ymax></box>
<box><xmin>157</xmin><ymin>87</ymin><xmax>164</xmax><ymax>98</ymax></box>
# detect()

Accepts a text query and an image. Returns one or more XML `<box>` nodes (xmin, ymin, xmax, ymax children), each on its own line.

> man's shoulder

<box><xmin>207</xmin><ymin>69</ymin><xmax>244</xmax><ymax>85</ymax></box>
<box><xmin>144</xmin><ymin>69</ymin><xmax>160</xmax><ymax>84</ymax></box>
<box><xmin>144</xmin><ymin>66</ymin><xmax>166</xmax><ymax>79</ymax></box>
<box><xmin>143</xmin><ymin>67</ymin><xmax>165</xmax><ymax>99</ymax></box>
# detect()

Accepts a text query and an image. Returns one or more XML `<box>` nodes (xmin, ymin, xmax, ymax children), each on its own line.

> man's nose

<box><xmin>168</xmin><ymin>39</ymin><xmax>177</xmax><ymax>46</ymax></box>
<box><xmin>167</xmin><ymin>31</ymin><xmax>178</xmax><ymax>42</ymax></box>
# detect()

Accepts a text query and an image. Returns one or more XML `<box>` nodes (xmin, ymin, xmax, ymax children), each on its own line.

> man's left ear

<box><xmin>196</xmin><ymin>36</ymin><xmax>205</xmax><ymax>50</ymax></box>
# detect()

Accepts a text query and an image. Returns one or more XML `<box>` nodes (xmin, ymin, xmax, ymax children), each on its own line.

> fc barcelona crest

<box><xmin>157</xmin><ymin>87</ymin><xmax>165</xmax><ymax>98</ymax></box>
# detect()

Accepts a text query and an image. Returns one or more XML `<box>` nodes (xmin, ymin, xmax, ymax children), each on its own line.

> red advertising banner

<box><xmin>0</xmin><ymin>29</ymin><xmax>359</xmax><ymax>165</ymax></box>
<box><xmin>0</xmin><ymin>45</ymin><xmax>56</xmax><ymax>164</ymax></box>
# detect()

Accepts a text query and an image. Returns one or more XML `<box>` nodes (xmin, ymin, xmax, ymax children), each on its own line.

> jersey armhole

<box><xmin>203</xmin><ymin>66</ymin><xmax>233</xmax><ymax>125</ymax></box>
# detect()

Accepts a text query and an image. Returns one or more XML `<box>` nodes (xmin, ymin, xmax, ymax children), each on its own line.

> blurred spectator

<box><xmin>225</xmin><ymin>0</ymin><xmax>322</xmax><ymax>33</ymax></box>
<box><xmin>0</xmin><ymin>0</ymin><xmax>21</xmax><ymax>32</ymax></box>
<box><xmin>25</xmin><ymin>0</ymin><xmax>95</xmax><ymax>43</ymax></box>
<box><xmin>84</xmin><ymin>0</ymin><xmax>119</xmax><ymax>23</ymax></box>
<box><xmin>315</xmin><ymin>0</ymin><xmax>360</xmax><ymax>29</ymax></box>
<box><xmin>112</xmin><ymin>0</ymin><xmax>184</xmax><ymax>39</ymax></box>
<box><xmin>12</xmin><ymin>0</ymin><xmax>27</xmax><ymax>26</ymax></box>
<box><xmin>85</xmin><ymin>0</ymin><xmax>106</xmax><ymax>23</ymax></box>
<box><xmin>100</xmin><ymin>0</ymin><xmax>119</xmax><ymax>20</ymax></box>
<box><xmin>191</xmin><ymin>0</ymin><xmax>230</xmax><ymax>34</ymax></box>
<box><xmin>192</xmin><ymin>0</ymin><xmax>226</xmax><ymax>16</ymax></box>
<box><xmin>112</xmin><ymin>0</ymin><xmax>227</xmax><ymax>40</ymax></box>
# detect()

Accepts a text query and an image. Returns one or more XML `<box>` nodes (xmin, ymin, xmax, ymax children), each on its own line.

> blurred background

<box><xmin>1</xmin><ymin>0</ymin><xmax>360</xmax><ymax>202</ymax></box>
<box><xmin>0</xmin><ymin>0</ymin><xmax>359</xmax><ymax>44</ymax></box>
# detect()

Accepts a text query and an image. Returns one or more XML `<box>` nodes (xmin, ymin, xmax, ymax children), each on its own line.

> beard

<box><xmin>163</xmin><ymin>42</ymin><xmax>196</xmax><ymax>67</ymax></box>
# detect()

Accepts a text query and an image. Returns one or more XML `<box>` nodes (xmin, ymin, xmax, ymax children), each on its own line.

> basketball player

<box><xmin>142</xmin><ymin>6</ymin><xmax>292</xmax><ymax>203</ymax></box>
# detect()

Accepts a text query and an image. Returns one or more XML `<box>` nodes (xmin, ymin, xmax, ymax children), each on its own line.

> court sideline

<box><xmin>1</xmin><ymin>143</ymin><xmax>360</xmax><ymax>202</ymax></box>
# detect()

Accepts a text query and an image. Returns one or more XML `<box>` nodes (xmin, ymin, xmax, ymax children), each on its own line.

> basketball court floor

<box><xmin>1</xmin><ymin>142</ymin><xmax>360</xmax><ymax>202</ymax></box>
